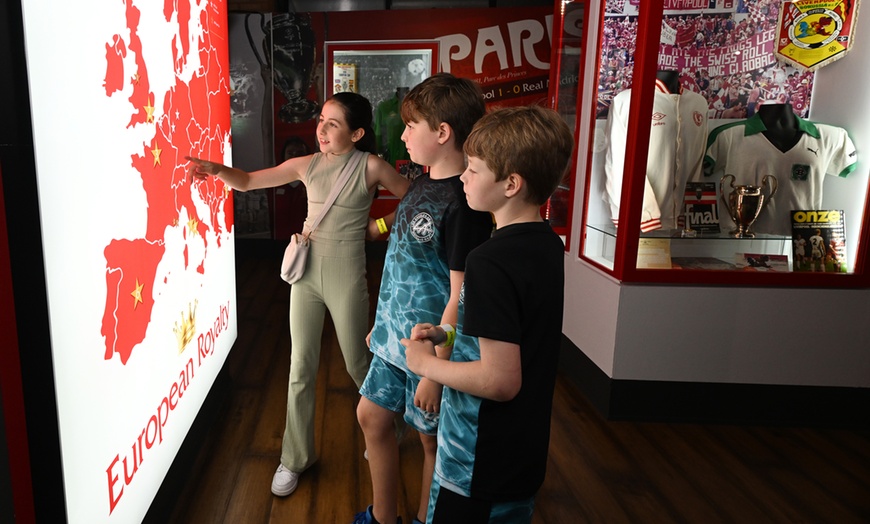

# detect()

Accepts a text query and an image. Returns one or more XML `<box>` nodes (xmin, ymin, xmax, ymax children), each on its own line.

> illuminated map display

<box><xmin>21</xmin><ymin>0</ymin><xmax>236</xmax><ymax>521</ymax></box>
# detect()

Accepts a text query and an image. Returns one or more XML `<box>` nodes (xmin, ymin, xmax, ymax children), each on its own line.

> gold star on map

<box><xmin>132</xmin><ymin>72</ymin><xmax>140</xmax><ymax>85</ymax></box>
<box><xmin>144</xmin><ymin>99</ymin><xmax>155</xmax><ymax>123</ymax></box>
<box><xmin>131</xmin><ymin>279</ymin><xmax>144</xmax><ymax>310</ymax></box>
<box><xmin>151</xmin><ymin>143</ymin><xmax>162</xmax><ymax>167</ymax></box>
<box><xmin>187</xmin><ymin>217</ymin><xmax>199</xmax><ymax>236</ymax></box>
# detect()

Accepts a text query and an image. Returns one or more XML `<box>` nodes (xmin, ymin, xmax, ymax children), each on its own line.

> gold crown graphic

<box><xmin>173</xmin><ymin>300</ymin><xmax>198</xmax><ymax>354</ymax></box>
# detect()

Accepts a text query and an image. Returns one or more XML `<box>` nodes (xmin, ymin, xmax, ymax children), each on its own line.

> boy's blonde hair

<box><xmin>464</xmin><ymin>105</ymin><xmax>573</xmax><ymax>206</ymax></box>
<box><xmin>401</xmin><ymin>73</ymin><xmax>485</xmax><ymax>151</ymax></box>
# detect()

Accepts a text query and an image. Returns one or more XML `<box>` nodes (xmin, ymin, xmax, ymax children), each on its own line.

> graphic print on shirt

<box><xmin>410</xmin><ymin>212</ymin><xmax>436</xmax><ymax>242</ymax></box>
<box><xmin>792</xmin><ymin>164</ymin><xmax>810</xmax><ymax>180</ymax></box>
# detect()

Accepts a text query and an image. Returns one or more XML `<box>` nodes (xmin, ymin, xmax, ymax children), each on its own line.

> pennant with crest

<box><xmin>776</xmin><ymin>0</ymin><xmax>860</xmax><ymax>71</ymax></box>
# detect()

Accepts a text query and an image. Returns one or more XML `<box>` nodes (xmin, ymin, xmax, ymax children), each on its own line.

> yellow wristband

<box><xmin>439</xmin><ymin>324</ymin><xmax>455</xmax><ymax>347</ymax></box>
<box><xmin>376</xmin><ymin>217</ymin><xmax>388</xmax><ymax>235</ymax></box>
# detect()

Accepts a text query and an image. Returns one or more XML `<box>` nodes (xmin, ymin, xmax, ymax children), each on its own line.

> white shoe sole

<box><xmin>271</xmin><ymin>481</ymin><xmax>297</xmax><ymax>497</ymax></box>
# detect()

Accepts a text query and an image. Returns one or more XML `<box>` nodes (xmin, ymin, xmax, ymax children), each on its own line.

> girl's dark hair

<box><xmin>330</xmin><ymin>91</ymin><xmax>377</xmax><ymax>154</ymax></box>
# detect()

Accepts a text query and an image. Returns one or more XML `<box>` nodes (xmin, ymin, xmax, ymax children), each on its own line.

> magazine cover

<box><xmin>791</xmin><ymin>210</ymin><xmax>847</xmax><ymax>273</ymax></box>
<box><xmin>682</xmin><ymin>182</ymin><xmax>720</xmax><ymax>233</ymax></box>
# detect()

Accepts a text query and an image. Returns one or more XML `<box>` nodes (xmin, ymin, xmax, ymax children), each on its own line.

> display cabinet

<box><xmin>324</xmin><ymin>40</ymin><xmax>438</xmax><ymax>104</ymax></box>
<box><xmin>553</xmin><ymin>0</ymin><xmax>870</xmax><ymax>427</ymax></box>
<box><xmin>324</xmin><ymin>40</ymin><xmax>438</xmax><ymax>177</ymax></box>
<box><xmin>324</xmin><ymin>40</ymin><xmax>439</xmax><ymax>218</ymax></box>
<box><xmin>556</xmin><ymin>0</ymin><xmax>870</xmax><ymax>287</ymax></box>
<box><xmin>546</xmin><ymin>0</ymin><xmax>590</xmax><ymax>241</ymax></box>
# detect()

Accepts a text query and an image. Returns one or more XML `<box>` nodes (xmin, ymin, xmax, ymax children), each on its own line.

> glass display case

<box><xmin>547</xmin><ymin>0</ymin><xmax>590</xmax><ymax>241</ymax></box>
<box><xmin>324</xmin><ymin>40</ymin><xmax>439</xmax><ymax>178</ymax></box>
<box><xmin>324</xmin><ymin>40</ymin><xmax>438</xmax><ymax>104</ymax></box>
<box><xmin>557</xmin><ymin>0</ymin><xmax>870</xmax><ymax>287</ymax></box>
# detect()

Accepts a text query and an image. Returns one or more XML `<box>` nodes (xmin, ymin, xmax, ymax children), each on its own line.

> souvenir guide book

<box><xmin>682</xmin><ymin>182</ymin><xmax>720</xmax><ymax>233</ymax></box>
<box><xmin>791</xmin><ymin>210</ymin><xmax>847</xmax><ymax>273</ymax></box>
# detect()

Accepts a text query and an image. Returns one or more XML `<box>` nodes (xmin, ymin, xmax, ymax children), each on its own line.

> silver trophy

<box><xmin>261</xmin><ymin>13</ymin><xmax>319</xmax><ymax>123</ymax></box>
<box><xmin>720</xmin><ymin>174</ymin><xmax>777</xmax><ymax>238</ymax></box>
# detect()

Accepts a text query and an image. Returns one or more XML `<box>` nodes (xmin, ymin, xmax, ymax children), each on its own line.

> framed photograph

<box><xmin>325</xmin><ymin>40</ymin><xmax>438</xmax><ymax>173</ymax></box>
<box><xmin>324</xmin><ymin>40</ymin><xmax>439</xmax><ymax>108</ymax></box>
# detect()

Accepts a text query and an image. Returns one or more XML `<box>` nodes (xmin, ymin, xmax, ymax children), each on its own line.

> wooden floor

<box><xmin>167</xmin><ymin>241</ymin><xmax>870</xmax><ymax>524</ymax></box>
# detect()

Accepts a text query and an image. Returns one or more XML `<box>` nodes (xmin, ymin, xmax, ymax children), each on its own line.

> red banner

<box><xmin>659</xmin><ymin>28</ymin><xmax>778</xmax><ymax>76</ymax></box>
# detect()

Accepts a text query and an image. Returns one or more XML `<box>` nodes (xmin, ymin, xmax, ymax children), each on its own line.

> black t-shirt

<box><xmin>437</xmin><ymin>221</ymin><xmax>565</xmax><ymax>501</ymax></box>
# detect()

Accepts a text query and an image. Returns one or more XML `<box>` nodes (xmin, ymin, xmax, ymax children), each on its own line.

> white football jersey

<box><xmin>704</xmin><ymin>114</ymin><xmax>857</xmax><ymax>235</ymax></box>
<box><xmin>604</xmin><ymin>80</ymin><xmax>709</xmax><ymax>231</ymax></box>
<box><xmin>810</xmin><ymin>234</ymin><xmax>825</xmax><ymax>256</ymax></box>
<box><xmin>794</xmin><ymin>237</ymin><xmax>806</xmax><ymax>256</ymax></box>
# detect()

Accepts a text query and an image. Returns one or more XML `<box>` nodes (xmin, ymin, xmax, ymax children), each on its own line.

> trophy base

<box><xmin>278</xmin><ymin>99</ymin><xmax>319</xmax><ymax>123</ymax></box>
<box><xmin>729</xmin><ymin>228</ymin><xmax>756</xmax><ymax>238</ymax></box>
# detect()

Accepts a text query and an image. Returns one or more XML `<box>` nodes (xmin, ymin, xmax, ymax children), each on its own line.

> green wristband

<box><xmin>439</xmin><ymin>324</ymin><xmax>455</xmax><ymax>347</ymax></box>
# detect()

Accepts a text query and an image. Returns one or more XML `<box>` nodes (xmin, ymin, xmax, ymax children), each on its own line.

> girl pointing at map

<box><xmin>187</xmin><ymin>91</ymin><xmax>409</xmax><ymax>497</ymax></box>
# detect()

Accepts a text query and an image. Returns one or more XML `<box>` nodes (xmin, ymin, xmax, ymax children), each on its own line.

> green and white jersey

<box><xmin>704</xmin><ymin>113</ymin><xmax>857</xmax><ymax>235</ymax></box>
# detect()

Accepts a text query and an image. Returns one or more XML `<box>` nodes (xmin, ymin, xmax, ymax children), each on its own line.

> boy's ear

<box><xmin>437</xmin><ymin>122</ymin><xmax>453</xmax><ymax>144</ymax></box>
<box><xmin>504</xmin><ymin>172</ymin><xmax>524</xmax><ymax>198</ymax></box>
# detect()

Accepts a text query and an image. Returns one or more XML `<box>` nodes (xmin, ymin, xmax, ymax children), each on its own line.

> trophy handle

<box><xmin>720</xmin><ymin>174</ymin><xmax>735</xmax><ymax>219</ymax></box>
<box><xmin>244</xmin><ymin>13</ymin><xmax>267</xmax><ymax>67</ymax></box>
<box><xmin>754</xmin><ymin>175</ymin><xmax>778</xmax><ymax>226</ymax></box>
<box><xmin>762</xmin><ymin>174</ymin><xmax>778</xmax><ymax>199</ymax></box>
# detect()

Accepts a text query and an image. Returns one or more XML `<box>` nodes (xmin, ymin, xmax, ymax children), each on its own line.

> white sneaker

<box><xmin>271</xmin><ymin>464</ymin><xmax>299</xmax><ymax>496</ymax></box>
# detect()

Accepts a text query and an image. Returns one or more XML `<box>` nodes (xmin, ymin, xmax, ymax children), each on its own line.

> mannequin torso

<box><xmin>656</xmin><ymin>70</ymin><xmax>681</xmax><ymax>94</ymax></box>
<box><xmin>757</xmin><ymin>103</ymin><xmax>801</xmax><ymax>152</ymax></box>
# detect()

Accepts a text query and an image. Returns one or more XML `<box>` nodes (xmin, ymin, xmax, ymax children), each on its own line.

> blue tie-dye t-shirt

<box><xmin>369</xmin><ymin>173</ymin><xmax>492</xmax><ymax>371</ymax></box>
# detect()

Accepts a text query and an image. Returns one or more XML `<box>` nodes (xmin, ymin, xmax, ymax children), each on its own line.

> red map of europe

<box><xmin>100</xmin><ymin>0</ymin><xmax>232</xmax><ymax>364</ymax></box>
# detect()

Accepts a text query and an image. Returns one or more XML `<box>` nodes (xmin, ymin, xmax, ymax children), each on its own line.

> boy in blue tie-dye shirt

<box><xmin>355</xmin><ymin>73</ymin><xmax>493</xmax><ymax>524</ymax></box>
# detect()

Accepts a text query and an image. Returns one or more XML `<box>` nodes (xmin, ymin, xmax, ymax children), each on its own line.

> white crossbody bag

<box><xmin>280</xmin><ymin>150</ymin><xmax>364</xmax><ymax>284</ymax></box>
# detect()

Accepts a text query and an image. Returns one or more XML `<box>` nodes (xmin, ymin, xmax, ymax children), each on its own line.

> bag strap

<box><xmin>304</xmin><ymin>149</ymin><xmax>365</xmax><ymax>238</ymax></box>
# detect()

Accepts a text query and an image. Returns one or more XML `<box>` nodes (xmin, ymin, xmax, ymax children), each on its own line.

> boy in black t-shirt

<box><xmin>403</xmin><ymin>105</ymin><xmax>574</xmax><ymax>523</ymax></box>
